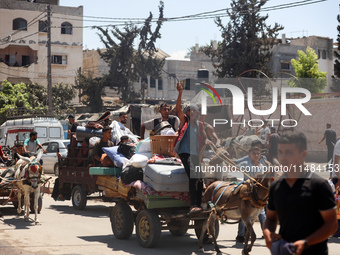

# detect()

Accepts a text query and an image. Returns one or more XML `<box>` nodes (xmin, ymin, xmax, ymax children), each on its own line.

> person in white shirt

<box><xmin>257</xmin><ymin>121</ymin><xmax>270</xmax><ymax>145</ymax></box>
<box><xmin>110</xmin><ymin>112</ymin><xmax>138</xmax><ymax>145</ymax></box>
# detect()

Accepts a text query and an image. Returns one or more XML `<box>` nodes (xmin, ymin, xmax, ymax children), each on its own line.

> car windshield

<box><xmin>62</xmin><ymin>141</ymin><xmax>70</xmax><ymax>148</ymax></box>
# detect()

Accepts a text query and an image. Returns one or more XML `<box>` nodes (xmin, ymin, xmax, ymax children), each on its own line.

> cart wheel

<box><xmin>168</xmin><ymin>219</ymin><xmax>190</xmax><ymax>236</ymax></box>
<box><xmin>136</xmin><ymin>209</ymin><xmax>161</xmax><ymax>248</ymax></box>
<box><xmin>110</xmin><ymin>203</ymin><xmax>134</xmax><ymax>239</ymax></box>
<box><xmin>30</xmin><ymin>194</ymin><xmax>42</xmax><ymax>213</ymax></box>
<box><xmin>194</xmin><ymin>218</ymin><xmax>219</xmax><ymax>244</ymax></box>
<box><xmin>71</xmin><ymin>185</ymin><xmax>87</xmax><ymax>210</ymax></box>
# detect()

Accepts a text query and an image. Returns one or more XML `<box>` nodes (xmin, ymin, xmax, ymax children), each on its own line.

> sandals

<box><xmin>189</xmin><ymin>206</ymin><xmax>203</xmax><ymax>214</ymax></box>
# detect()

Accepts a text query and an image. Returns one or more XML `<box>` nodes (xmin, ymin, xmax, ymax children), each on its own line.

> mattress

<box><xmin>89</xmin><ymin>167</ymin><xmax>122</xmax><ymax>176</ymax></box>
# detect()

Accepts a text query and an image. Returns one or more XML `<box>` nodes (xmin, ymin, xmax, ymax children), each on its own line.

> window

<box><xmin>47</xmin><ymin>142</ymin><xmax>59</xmax><ymax>153</ymax></box>
<box><xmin>50</xmin><ymin>127</ymin><xmax>61</xmax><ymax>138</ymax></box>
<box><xmin>22</xmin><ymin>56</ymin><xmax>30</xmax><ymax>66</ymax></box>
<box><xmin>13</xmin><ymin>18</ymin><xmax>27</xmax><ymax>31</ymax></box>
<box><xmin>52</xmin><ymin>55</ymin><xmax>67</xmax><ymax>65</ymax></box>
<box><xmin>158</xmin><ymin>79</ymin><xmax>163</xmax><ymax>90</ymax></box>
<box><xmin>185</xmin><ymin>78</ymin><xmax>191</xmax><ymax>90</ymax></box>
<box><xmin>36</xmin><ymin>127</ymin><xmax>47</xmax><ymax>138</ymax></box>
<box><xmin>280</xmin><ymin>62</ymin><xmax>290</xmax><ymax>70</ymax></box>
<box><xmin>39</xmin><ymin>20</ymin><xmax>48</xmax><ymax>32</ymax></box>
<box><xmin>61</xmin><ymin>22</ymin><xmax>72</xmax><ymax>35</ymax></box>
<box><xmin>322</xmin><ymin>50</ymin><xmax>326</xmax><ymax>59</ymax></box>
<box><xmin>150</xmin><ymin>78</ymin><xmax>156</xmax><ymax>88</ymax></box>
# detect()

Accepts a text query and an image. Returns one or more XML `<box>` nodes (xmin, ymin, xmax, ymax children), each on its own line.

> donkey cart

<box><xmin>108</xmin><ymin>188</ymin><xmax>221</xmax><ymax>248</ymax></box>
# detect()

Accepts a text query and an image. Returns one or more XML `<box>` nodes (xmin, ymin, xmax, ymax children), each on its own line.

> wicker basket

<box><xmin>150</xmin><ymin>135</ymin><xmax>178</xmax><ymax>157</ymax></box>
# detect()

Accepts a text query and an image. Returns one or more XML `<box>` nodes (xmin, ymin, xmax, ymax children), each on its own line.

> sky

<box><xmin>59</xmin><ymin>0</ymin><xmax>339</xmax><ymax>60</ymax></box>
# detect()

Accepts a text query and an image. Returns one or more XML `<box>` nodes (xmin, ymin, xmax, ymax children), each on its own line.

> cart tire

<box><xmin>71</xmin><ymin>185</ymin><xmax>87</xmax><ymax>210</ymax></box>
<box><xmin>136</xmin><ymin>209</ymin><xmax>161</xmax><ymax>248</ymax></box>
<box><xmin>194</xmin><ymin>218</ymin><xmax>219</xmax><ymax>244</ymax></box>
<box><xmin>110</xmin><ymin>203</ymin><xmax>134</xmax><ymax>239</ymax></box>
<box><xmin>30</xmin><ymin>194</ymin><xmax>42</xmax><ymax>213</ymax></box>
<box><xmin>168</xmin><ymin>219</ymin><xmax>190</xmax><ymax>236</ymax></box>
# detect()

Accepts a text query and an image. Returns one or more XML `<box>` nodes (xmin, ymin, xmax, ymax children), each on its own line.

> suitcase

<box><xmin>144</xmin><ymin>164</ymin><xmax>189</xmax><ymax>192</ymax></box>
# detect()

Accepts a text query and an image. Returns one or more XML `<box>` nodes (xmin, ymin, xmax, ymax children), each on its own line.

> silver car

<box><xmin>41</xmin><ymin>140</ymin><xmax>70</xmax><ymax>175</ymax></box>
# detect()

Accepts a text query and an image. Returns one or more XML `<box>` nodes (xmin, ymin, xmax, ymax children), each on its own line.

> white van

<box><xmin>0</xmin><ymin>117</ymin><xmax>64</xmax><ymax>148</ymax></box>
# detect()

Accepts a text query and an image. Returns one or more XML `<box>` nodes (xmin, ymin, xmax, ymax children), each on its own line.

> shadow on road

<box><xmin>48</xmin><ymin>204</ymin><xmax>110</xmax><ymax>218</ymax></box>
<box><xmin>77</xmin><ymin>232</ymin><xmax>233</xmax><ymax>255</ymax></box>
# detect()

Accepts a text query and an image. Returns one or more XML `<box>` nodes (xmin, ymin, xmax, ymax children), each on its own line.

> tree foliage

<box><xmin>52</xmin><ymin>83</ymin><xmax>77</xmax><ymax>109</ymax></box>
<box><xmin>95</xmin><ymin>1</ymin><xmax>165</xmax><ymax>103</ymax></box>
<box><xmin>289</xmin><ymin>46</ymin><xmax>327</xmax><ymax>94</ymax></box>
<box><xmin>0</xmin><ymin>80</ymin><xmax>76</xmax><ymax>121</ymax></box>
<box><xmin>201</xmin><ymin>0</ymin><xmax>283</xmax><ymax>79</ymax></box>
<box><xmin>330</xmin><ymin>10</ymin><xmax>340</xmax><ymax>92</ymax></box>
<box><xmin>75</xmin><ymin>69</ymin><xmax>104</xmax><ymax>113</ymax></box>
<box><xmin>0</xmin><ymin>81</ymin><xmax>32</xmax><ymax>116</ymax></box>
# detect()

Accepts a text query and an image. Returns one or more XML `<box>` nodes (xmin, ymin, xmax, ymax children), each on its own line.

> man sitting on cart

<box><xmin>93</xmin><ymin>126</ymin><xmax>115</xmax><ymax>167</ymax></box>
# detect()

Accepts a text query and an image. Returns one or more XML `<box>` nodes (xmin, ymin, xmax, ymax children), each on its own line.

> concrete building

<box><xmin>0</xmin><ymin>0</ymin><xmax>83</xmax><ymax>90</ymax></box>
<box><xmin>270</xmin><ymin>35</ymin><xmax>334</xmax><ymax>91</ymax></box>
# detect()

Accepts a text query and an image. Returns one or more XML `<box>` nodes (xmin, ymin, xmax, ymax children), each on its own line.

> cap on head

<box><xmin>270</xmin><ymin>126</ymin><xmax>276</xmax><ymax>131</ymax></box>
<box><xmin>184</xmin><ymin>104</ymin><xmax>199</xmax><ymax>114</ymax></box>
<box><xmin>68</xmin><ymin>115</ymin><xmax>74</xmax><ymax>119</ymax></box>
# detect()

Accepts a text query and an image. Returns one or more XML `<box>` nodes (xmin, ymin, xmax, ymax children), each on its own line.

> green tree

<box><xmin>75</xmin><ymin>69</ymin><xmax>104</xmax><ymax>113</ymax></box>
<box><xmin>95</xmin><ymin>1</ymin><xmax>165</xmax><ymax>103</ymax></box>
<box><xmin>330</xmin><ymin>9</ymin><xmax>340</xmax><ymax>92</ymax></box>
<box><xmin>52</xmin><ymin>82</ymin><xmax>77</xmax><ymax>110</ymax></box>
<box><xmin>289</xmin><ymin>46</ymin><xmax>327</xmax><ymax>94</ymax></box>
<box><xmin>0</xmin><ymin>80</ymin><xmax>32</xmax><ymax>118</ymax></box>
<box><xmin>26</xmin><ymin>83</ymin><xmax>47</xmax><ymax>108</ymax></box>
<box><xmin>201</xmin><ymin>0</ymin><xmax>283</xmax><ymax>79</ymax></box>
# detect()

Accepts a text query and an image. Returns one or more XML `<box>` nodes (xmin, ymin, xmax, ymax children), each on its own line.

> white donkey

<box><xmin>14</xmin><ymin>150</ymin><xmax>43</xmax><ymax>224</ymax></box>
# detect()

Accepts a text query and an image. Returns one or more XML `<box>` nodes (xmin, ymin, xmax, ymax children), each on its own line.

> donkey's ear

<box><xmin>17</xmin><ymin>153</ymin><xmax>31</xmax><ymax>163</ymax></box>
<box><xmin>36</xmin><ymin>149</ymin><xmax>43</xmax><ymax>162</ymax></box>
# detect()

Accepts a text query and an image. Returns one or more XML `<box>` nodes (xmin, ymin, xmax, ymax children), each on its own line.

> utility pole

<box><xmin>47</xmin><ymin>4</ymin><xmax>52</xmax><ymax>115</ymax></box>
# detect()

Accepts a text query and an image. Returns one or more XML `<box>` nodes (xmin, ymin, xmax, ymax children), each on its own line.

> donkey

<box><xmin>199</xmin><ymin>172</ymin><xmax>272</xmax><ymax>255</ymax></box>
<box><xmin>14</xmin><ymin>150</ymin><xmax>43</xmax><ymax>224</ymax></box>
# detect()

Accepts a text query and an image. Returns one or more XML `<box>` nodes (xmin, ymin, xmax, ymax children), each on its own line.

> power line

<box><xmin>0</xmin><ymin>11</ymin><xmax>46</xmax><ymax>42</ymax></box>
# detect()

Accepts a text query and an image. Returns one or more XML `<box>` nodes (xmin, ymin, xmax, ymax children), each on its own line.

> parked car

<box><xmin>41</xmin><ymin>140</ymin><xmax>70</xmax><ymax>175</ymax></box>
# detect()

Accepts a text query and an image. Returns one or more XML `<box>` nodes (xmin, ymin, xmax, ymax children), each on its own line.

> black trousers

<box><xmin>179</xmin><ymin>153</ymin><xmax>203</xmax><ymax>207</ymax></box>
<box><xmin>327</xmin><ymin>144</ymin><xmax>334</xmax><ymax>163</ymax></box>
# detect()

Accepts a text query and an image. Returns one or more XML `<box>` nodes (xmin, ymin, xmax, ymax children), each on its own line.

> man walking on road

<box><xmin>263</xmin><ymin>133</ymin><xmax>337</xmax><ymax>255</ymax></box>
<box><xmin>319</xmin><ymin>123</ymin><xmax>336</xmax><ymax>163</ymax></box>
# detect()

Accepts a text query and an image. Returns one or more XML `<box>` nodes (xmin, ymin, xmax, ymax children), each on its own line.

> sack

<box><xmin>135</xmin><ymin>138</ymin><xmax>151</xmax><ymax>153</ymax></box>
<box><xmin>121</xmin><ymin>165</ymin><xmax>143</xmax><ymax>184</ymax></box>
<box><xmin>85</xmin><ymin>111</ymin><xmax>112</xmax><ymax>130</ymax></box>
<box><xmin>130</xmin><ymin>154</ymin><xmax>148</xmax><ymax>168</ymax></box>
<box><xmin>118</xmin><ymin>143</ymin><xmax>135</xmax><ymax>159</ymax></box>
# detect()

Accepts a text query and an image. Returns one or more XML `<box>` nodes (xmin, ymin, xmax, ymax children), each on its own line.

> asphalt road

<box><xmin>0</xmin><ymin>167</ymin><xmax>339</xmax><ymax>255</ymax></box>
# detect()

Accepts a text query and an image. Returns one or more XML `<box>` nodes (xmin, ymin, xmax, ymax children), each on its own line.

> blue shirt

<box><xmin>177</xmin><ymin>122</ymin><xmax>199</xmax><ymax>155</ymax></box>
<box><xmin>235</xmin><ymin>155</ymin><xmax>265</xmax><ymax>181</ymax></box>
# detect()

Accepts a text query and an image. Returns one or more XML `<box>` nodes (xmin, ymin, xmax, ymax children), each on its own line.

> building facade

<box><xmin>0</xmin><ymin>0</ymin><xmax>83</xmax><ymax>90</ymax></box>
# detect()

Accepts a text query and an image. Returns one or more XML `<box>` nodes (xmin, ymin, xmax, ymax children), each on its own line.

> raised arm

<box><xmin>176</xmin><ymin>83</ymin><xmax>185</xmax><ymax>129</ymax></box>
